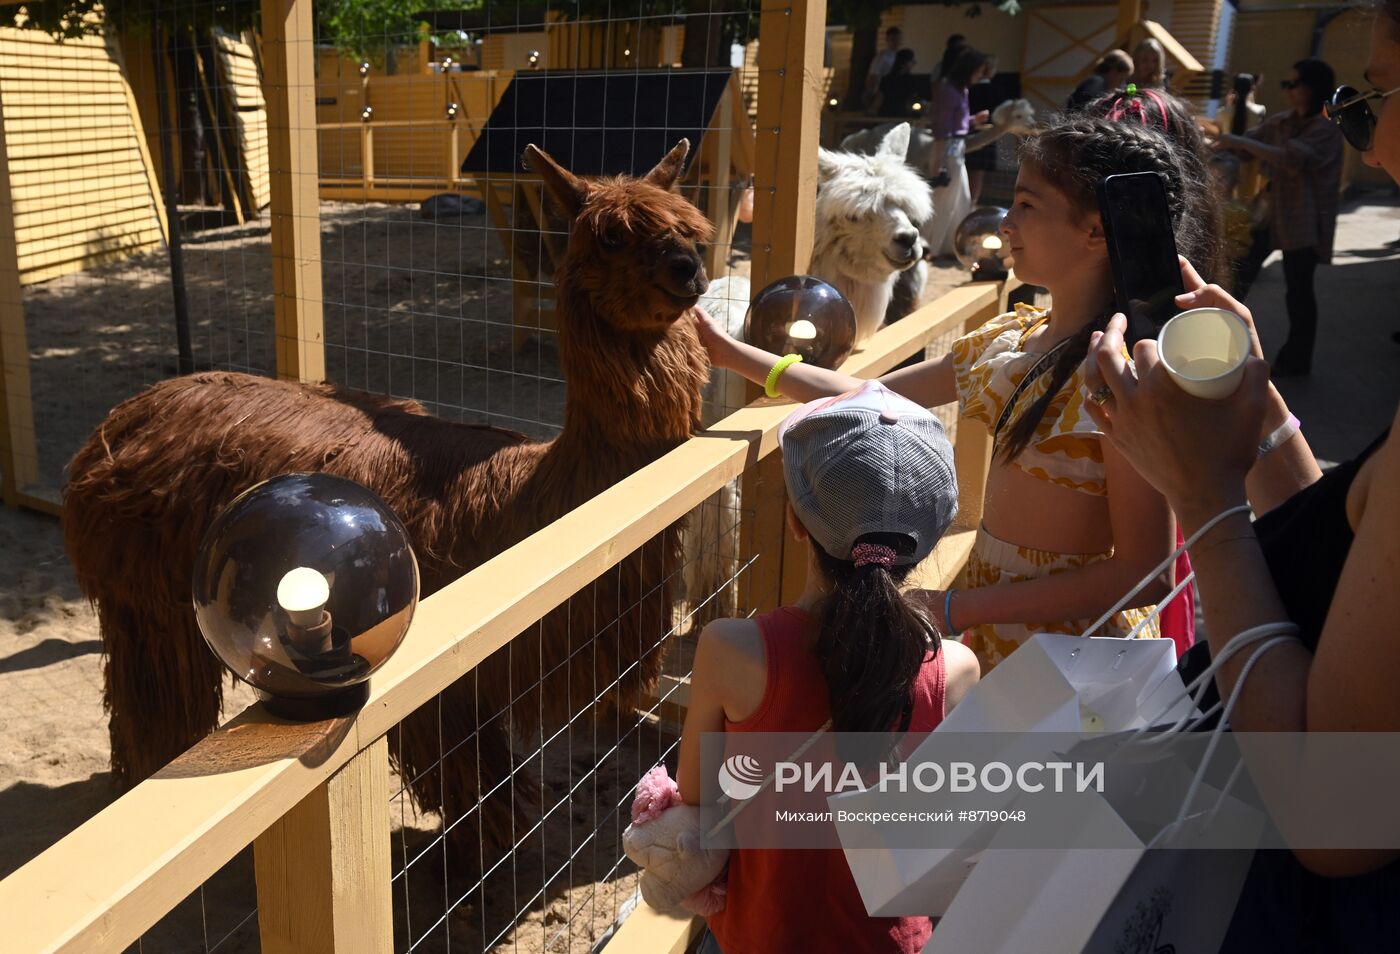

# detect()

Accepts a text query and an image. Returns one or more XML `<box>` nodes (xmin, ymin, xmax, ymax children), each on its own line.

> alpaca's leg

<box><xmin>395</xmin><ymin>678</ymin><xmax>539</xmax><ymax>874</ymax></box>
<box><xmin>101</xmin><ymin>598</ymin><xmax>225</xmax><ymax>786</ymax></box>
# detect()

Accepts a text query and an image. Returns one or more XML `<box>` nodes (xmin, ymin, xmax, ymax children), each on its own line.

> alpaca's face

<box><xmin>814</xmin><ymin>149</ymin><xmax>932</xmax><ymax>286</ymax></box>
<box><xmin>573</xmin><ymin>179</ymin><xmax>714</xmax><ymax>330</ymax></box>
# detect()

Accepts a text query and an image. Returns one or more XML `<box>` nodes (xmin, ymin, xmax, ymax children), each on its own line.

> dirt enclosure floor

<box><xmin>1</xmin><ymin>200</ymin><xmax>969</xmax><ymax>952</ymax></box>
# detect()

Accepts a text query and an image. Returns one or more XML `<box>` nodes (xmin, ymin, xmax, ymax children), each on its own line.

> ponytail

<box><xmin>811</xmin><ymin>533</ymin><xmax>941</xmax><ymax>749</ymax></box>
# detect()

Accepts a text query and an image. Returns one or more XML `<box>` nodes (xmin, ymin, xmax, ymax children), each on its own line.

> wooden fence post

<box><xmin>743</xmin><ymin>0</ymin><xmax>827</xmax><ymax>609</ymax></box>
<box><xmin>262</xmin><ymin>0</ymin><xmax>325</xmax><ymax>383</ymax></box>
<box><xmin>253</xmin><ymin>735</ymin><xmax>393</xmax><ymax>953</ymax></box>
<box><xmin>0</xmin><ymin>92</ymin><xmax>38</xmax><ymax>508</ymax></box>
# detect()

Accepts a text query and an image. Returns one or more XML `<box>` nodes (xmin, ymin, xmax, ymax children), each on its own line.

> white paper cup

<box><xmin>1157</xmin><ymin>307</ymin><xmax>1251</xmax><ymax>399</ymax></box>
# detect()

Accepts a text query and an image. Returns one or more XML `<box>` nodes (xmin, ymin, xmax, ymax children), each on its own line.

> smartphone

<box><xmin>1097</xmin><ymin>172</ymin><xmax>1185</xmax><ymax>347</ymax></box>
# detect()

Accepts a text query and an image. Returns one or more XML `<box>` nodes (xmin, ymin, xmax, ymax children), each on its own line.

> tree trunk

<box><xmin>170</xmin><ymin>32</ymin><xmax>210</xmax><ymax>205</ymax></box>
<box><xmin>152</xmin><ymin>24</ymin><xmax>195</xmax><ymax>376</ymax></box>
<box><xmin>845</xmin><ymin>26</ymin><xmax>877</xmax><ymax>109</ymax></box>
<box><xmin>680</xmin><ymin>0</ymin><xmax>731</xmax><ymax>68</ymax></box>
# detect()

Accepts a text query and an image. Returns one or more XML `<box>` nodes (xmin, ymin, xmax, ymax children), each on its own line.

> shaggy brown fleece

<box><xmin>63</xmin><ymin>140</ymin><xmax>713</xmax><ymax>855</ymax></box>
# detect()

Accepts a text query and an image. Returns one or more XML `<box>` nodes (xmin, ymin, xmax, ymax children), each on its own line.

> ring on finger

<box><xmin>1088</xmin><ymin>384</ymin><xmax>1114</xmax><ymax>407</ymax></box>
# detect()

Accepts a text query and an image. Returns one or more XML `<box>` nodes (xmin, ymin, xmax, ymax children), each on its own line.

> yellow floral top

<box><xmin>951</xmin><ymin>304</ymin><xmax>1108</xmax><ymax>497</ymax></box>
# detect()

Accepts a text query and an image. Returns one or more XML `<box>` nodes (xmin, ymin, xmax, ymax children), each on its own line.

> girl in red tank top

<box><xmin>674</xmin><ymin>382</ymin><xmax>980</xmax><ymax>954</ymax></box>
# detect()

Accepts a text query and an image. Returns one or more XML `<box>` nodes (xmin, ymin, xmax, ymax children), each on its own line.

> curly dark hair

<box><xmin>1002</xmin><ymin>117</ymin><xmax>1216</xmax><ymax>462</ymax></box>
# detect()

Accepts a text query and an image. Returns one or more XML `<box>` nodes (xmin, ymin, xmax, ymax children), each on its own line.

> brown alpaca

<box><xmin>63</xmin><ymin>141</ymin><xmax>713</xmax><ymax>854</ymax></box>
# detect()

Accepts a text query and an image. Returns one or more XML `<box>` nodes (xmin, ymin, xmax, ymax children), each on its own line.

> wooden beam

<box><xmin>254</xmin><ymin>736</ymin><xmax>393</xmax><ymax>954</ymax></box>
<box><xmin>262</xmin><ymin>0</ymin><xmax>325</xmax><ymax>383</ymax></box>
<box><xmin>605</xmin><ymin>903</ymin><xmax>702</xmax><ymax>954</ymax></box>
<box><xmin>1118</xmin><ymin>0</ymin><xmax>1143</xmax><ymax>45</ymax></box>
<box><xmin>746</xmin><ymin>0</ymin><xmax>827</xmax><ymax>609</ymax></box>
<box><xmin>0</xmin><ymin>64</ymin><xmax>38</xmax><ymax>507</ymax></box>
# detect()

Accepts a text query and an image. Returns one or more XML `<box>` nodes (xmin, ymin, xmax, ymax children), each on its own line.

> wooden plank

<box><xmin>254</xmin><ymin>736</ymin><xmax>393</xmax><ymax>954</ymax></box>
<box><xmin>0</xmin><ymin>282</ymin><xmax>998</xmax><ymax>954</ymax></box>
<box><xmin>606</xmin><ymin>904</ymin><xmax>701</xmax><ymax>954</ymax></box>
<box><xmin>0</xmin><ymin>69</ymin><xmax>37</xmax><ymax>506</ymax></box>
<box><xmin>747</xmin><ymin>0</ymin><xmax>827</xmax><ymax>608</ymax></box>
<box><xmin>262</xmin><ymin>0</ymin><xmax>325</xmax><ymax>383</ymax></box>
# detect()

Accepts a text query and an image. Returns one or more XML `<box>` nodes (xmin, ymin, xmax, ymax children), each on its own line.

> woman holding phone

<box><xmin>1083</xmin><ymin>5</ymin><xmax>1400</xmax><ymax>945</ymax></box>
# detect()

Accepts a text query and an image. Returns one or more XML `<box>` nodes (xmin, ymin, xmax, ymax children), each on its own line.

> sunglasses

<box><xmin>1326</xmin><ymin>84</ymin><xmax>1400</xmax><ymax>150</ymax></box>
<box><xmin>1280</xmin><ymin>79</ymin><xmax>1298</xmax><ymax>90</ymax></box>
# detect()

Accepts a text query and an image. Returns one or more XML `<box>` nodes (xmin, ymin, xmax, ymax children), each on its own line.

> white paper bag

<box><xmin>833</xmin><ymin>635</ymin><xmax>1197</xmax><ymax>917</ymax></box>
<box><xmin>922</xmin><ymin>786</ymin><xmax>1263</xmax><ymax>954</ymax></box>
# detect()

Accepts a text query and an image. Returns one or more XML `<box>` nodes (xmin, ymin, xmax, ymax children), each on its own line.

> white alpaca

<box><xmin>812</xmin><ymin>122</ymin><xmax>935</xmax><ymax>345</ymax></box>
<box><xmin>843</xmin><ymin>99</ymin><xmax>1037</xmax><ymax>258</ymax></box>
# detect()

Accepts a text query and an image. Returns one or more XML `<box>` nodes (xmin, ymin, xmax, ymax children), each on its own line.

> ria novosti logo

<box><xmin>717</xmin><ymin>753</ymin><xmax>765</xmax><ymax>800</ymax></box>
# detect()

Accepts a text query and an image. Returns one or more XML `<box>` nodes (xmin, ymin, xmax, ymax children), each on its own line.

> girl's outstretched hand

<box><xmin>692</xmin><ymin>306</ymin><xmax>735</xmax><ymax>369</ymax></box>
<box><xmin>1173</xmin><ymin>256</ymin><xmax>1263</xmax><ymax>360</ymax></box>
<box><xmin>1084</xmin><ymin>313</ymin><xmax>1272</xmax><ymax>526</ymax></box>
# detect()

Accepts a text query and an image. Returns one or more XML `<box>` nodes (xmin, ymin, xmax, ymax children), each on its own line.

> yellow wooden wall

<box><xmin>214</xmin><ymin>32</ymin><xmax>270</xmax><ymax>211</ymax></box>
<box><xmin>316</xmin><ymin>68</ymin><xmax>513</xmax><ymax>200</ymax></box>
<box><xmin>0</xmin><ymin>26</ymin><xmax>164</xmax><ymax>285</ymax></box>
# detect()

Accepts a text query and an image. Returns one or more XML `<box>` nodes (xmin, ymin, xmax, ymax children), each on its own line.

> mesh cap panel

<box><xmin>779</xmin><ymin>382</ymin><xmax>958</xmax><ymax>566</ymax></box>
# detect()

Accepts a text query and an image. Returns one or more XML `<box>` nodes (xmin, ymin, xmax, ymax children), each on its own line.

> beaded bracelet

<box><xmin>765</xmin><ymin>353</ymin><xmax>803</xmax><ymax>398</ymax></box>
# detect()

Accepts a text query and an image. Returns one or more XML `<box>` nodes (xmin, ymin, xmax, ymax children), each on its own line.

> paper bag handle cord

<box><xmin>1130</xmin><ymin>620</ymin><xmax>1302</xmax><ymax>745</ymax></box>
<box><xmin>1079</xmin><ymin>503</ymin><xmax>1253</xmax><ymax>639</ymax></box>
<box><xmin>706</xmin><ymin>719</ymin><xmax>833</xmax><ymax>838</ymax></box>
<box><xmin>1174</xmin><ymin>634</ymin><xmax>1301</xmax><ymax>827</ymax></box>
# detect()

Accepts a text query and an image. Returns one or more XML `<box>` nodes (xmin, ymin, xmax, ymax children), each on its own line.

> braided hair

<box><xmin>1084</xmin><ymin>87</ymin><xmax>1226</xmax><ymax>284</ymax></box>
<box><xmin>1001</xmin><ymin>117</ymin><xmax>1212</xmax><ymax>463</ymax></box>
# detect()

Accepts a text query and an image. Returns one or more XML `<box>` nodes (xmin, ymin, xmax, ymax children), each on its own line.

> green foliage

<box><xmin>8</xmin><ymin>1</ymin><xmax>254</xmax><ymax>39</ymax></box>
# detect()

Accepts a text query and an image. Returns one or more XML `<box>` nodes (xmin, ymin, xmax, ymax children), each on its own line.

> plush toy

<box><xmin>622</xmin><ymin>765</ymin><xmax>730</xmax><ymax>915</ymax></box>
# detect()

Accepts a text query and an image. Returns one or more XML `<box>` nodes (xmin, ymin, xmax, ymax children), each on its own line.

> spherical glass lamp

<box><xmin>743</xmin><ymin>275</ymin><xmax>858</xmax><ymax>370</ymax></box>
<box><xmin>192</xmin><ymin>473</ymin><xmax>419</xmax><ymax>721</ymax></box>
<box><xmin>954</xmin><ymin>206</ymin><xmax>1012</xmax><ymax>280</ymax></box>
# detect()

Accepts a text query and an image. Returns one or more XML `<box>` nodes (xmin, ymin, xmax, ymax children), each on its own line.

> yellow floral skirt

<box><xmin>959</xmin><ymin>525</ymin><xmax>1160</xmax><ymax>673</ymax></box>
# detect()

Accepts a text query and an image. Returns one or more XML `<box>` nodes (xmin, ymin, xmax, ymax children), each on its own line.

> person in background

<box><xmin>873</xmin><ymin>48</ymin><xmax>922</xmax><ymax>118</ymax></box>
<box><xmin>936</xmin><ymin>32</ymin><xmax>968</xmax><ymax>83</ymax></box>
<box><xmin>1220</xmin><ymin>72</ymin><xmax>1268</xmax><ymax>135</ymax></box>
<box><xmin>1217</xmin><ymin>72</ymin><xmax>1269</xmax><ymax>201</ymax></box>
<box><xmin>966</xmin><ymin>53</ymin><xmax>1001</xmax><ymax>204</ymax></box>
<box><xmin>864</xmin><ymin>26</ymin><xmax>904</xmax><ymax>110</ymax></box>
<box><xmin>924</xmin><ymin>46</ymin><xmax>992</xmax><ymax>257</ymax></box>
<box><xmin>1131</xmin><ymin>37</ymin><xmax>1168</xmax><ymax>89</ymax></box>
<box><xmin>680</xmin><ymin>382</ymin><xmax>979</xmax><ymax>954</ymax></box>
<box><xmin>1216</xmin><ymin>58</ymin><xmax>1345</xmax><ymax>376</ymax></box>
<box><xmin>1067</xmin><ymin>49</ymin><xmax>1134</xmax><ymax>111</ymax></box>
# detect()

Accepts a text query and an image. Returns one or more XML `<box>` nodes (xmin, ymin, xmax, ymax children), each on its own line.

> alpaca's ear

<box><xmin>877</xmin><ymin>123</ymin><xmax>912</xmax><ymax>160</ymax></box>
<box><xmin>523</xmin><ymin>144</ymin><xmax>587</xmax><ymax>218</ymax></box>
<box><xmin>817</xmin><ymin>148</ymin><xmax>843</xmax><ymax>180</ymax></box>
<box><xmin>644</xmin><ymin>139</ymin><xmax>690</xmax><ymax>189</ymax></box>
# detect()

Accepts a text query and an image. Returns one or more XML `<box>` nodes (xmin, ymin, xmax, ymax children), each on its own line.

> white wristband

<box><xmin>1258</xmin><ymin>413</ymin><xmax>1300</xmax><ymax>457</ymax></box>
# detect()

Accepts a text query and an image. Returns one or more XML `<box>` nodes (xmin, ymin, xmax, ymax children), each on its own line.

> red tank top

<box><xmin>706</xmin><ymin>606</ymin><xmax>948</xmax><ymax>954</ymax></box>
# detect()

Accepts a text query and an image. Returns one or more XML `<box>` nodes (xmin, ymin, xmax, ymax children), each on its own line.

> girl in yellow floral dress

<box><xmin>697</xmin><ymin>117</ymin><xmax>1219</xmax><ymax>671</ymax></box>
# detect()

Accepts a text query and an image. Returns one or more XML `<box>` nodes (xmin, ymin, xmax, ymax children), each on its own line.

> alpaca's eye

<box><xmin>598</xmin><ymin>228</ymin><xmax>627</xmax><ymax>251</ymax></box>
<box><xmin>847</xmin><ymin>212</ymin><xmax>861</xmax><ymax>224</ymax></box>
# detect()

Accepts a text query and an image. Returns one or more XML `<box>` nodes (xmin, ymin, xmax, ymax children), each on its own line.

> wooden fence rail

<box><xmin>0</xmin><ymin>281</ymin><xmax>1004</xmax><ymax>954</ymax></box>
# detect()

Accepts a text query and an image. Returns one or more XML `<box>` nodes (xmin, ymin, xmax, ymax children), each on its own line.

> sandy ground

<box><xmin>2</xmin><ymin>197</ymin><xmax>972</xmax><ymax>951</ymax></box>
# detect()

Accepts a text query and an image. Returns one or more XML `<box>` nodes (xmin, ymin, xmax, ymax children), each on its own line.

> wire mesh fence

<box><xmin>0</xmin><ymin>0</ymin><xmax>775</xmax><ymax>950</ymax></box>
